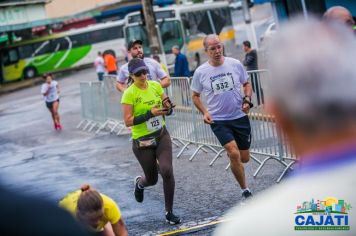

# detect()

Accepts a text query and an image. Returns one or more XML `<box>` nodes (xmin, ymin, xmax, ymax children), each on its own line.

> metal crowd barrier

<box><xmin>77</xmin><ymin>71</ymin><xmax>297</xmax><ymax>182</ymax></box>
<box><xmin>77</xmin><ymin>75</ymin><xmax>128</xmax><ymax>135</ymax></box>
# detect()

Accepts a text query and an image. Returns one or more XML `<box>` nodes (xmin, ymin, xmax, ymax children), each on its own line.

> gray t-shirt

<box><xmin>191</xmin><ymin>57</ymin><xmax>248</xmax><ymax>121</ymax></box>
<box><xmin>117</xmin><ymin>57</ymin><xmax>167</xmax><ymax>84</ymax></box>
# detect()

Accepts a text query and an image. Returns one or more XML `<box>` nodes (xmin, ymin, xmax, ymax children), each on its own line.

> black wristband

<box><xmin>166</xmin><ymin>108</ymin><xmax>173</xmax><ymax>116</ymax></box>
<box><xmin>133</xmin><ymin>110</ymin><xmax>154</xmax><ymax>125</ymax></box>
<box><xmin>243</xmin><ymin>97</ymin><xmax>254</xmax><ymax>108</ymax></box>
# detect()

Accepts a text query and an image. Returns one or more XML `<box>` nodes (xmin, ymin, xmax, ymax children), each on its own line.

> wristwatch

<box><xmin>243</xmin><ymin>96</ymin><xmax>254</xmax><ymax>108</ymax></box>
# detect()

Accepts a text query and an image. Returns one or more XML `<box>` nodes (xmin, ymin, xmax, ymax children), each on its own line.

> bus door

<box><xmin>3</xmin><ymin>48</ymin><xmax>23</xmax><ymax>81</ymax></box>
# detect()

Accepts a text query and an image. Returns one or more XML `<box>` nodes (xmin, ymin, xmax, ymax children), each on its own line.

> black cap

<box><xmin>127</xmin><ymin>39</ymin><xmax>143</xmax><ymax>50</ymax></box>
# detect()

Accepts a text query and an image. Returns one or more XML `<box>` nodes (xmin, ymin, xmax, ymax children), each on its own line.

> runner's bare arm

<box><xmin>111</xmin><ymin>219</ymin><xmax>128</xmax><ymax>236</ymax></box>
<box><xmin>122</xmin><ymin>104</ymin><xmax>134</xmax><ymax>127</ymax></box>
<box><xmin>160</xmin><ymin>76</ymin><xmax>171</xmax><ymax>88</ymax></box>
<box><xmin>122</xmin><ymin>104</ymin><xmax>167</xmax><ymax>127</ymax></box>
<box><xmin>116</xmin><ymin>82</ymin><xmax>127</xmax><ymax>92</ymax></box>
<box><xmin>243</xmin><ymin>81</ymin><xmax>252</xmax><ymax>98</ymax></box>
<box><xmin>242</xmin><ymin>82</ymin><xmax>253</xmax><ymax>113</ymax></box>
<box><xmin>192</xmin><ymin>91</ymin><xmax>213</xmax><ymax>124</ymax></box>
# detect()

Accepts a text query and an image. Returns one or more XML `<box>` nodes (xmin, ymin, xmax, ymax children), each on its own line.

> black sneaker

<box><xmin>134</xmin><ymin>176</ymin><xmax>144</xmax><ymax>203</ymax></box>
<box><xmin>165</xmin><ymin>211</ymin><xmax>181</xmax><ymax>225</ymax></box>
<box><xmin>242</xmin><ymin>189</ymin><xmax>253</xmax><ymax>199</ymax></box>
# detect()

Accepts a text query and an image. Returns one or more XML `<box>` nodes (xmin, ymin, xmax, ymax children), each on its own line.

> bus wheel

<box><xmin>24</xmin><ymin>67</ymin><xmax>37</xmax><ymax>79</ymax></box>
<box><xmin>195</xmin><ymin>53</ymin><xmax>201</xmax><ymax>69</ymax></box>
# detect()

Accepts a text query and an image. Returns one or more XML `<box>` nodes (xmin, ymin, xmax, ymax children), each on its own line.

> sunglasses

<box><xmin>133</xmin><ymin>69</ymin><xmax>148</xmax><ymax>77</ymax></box>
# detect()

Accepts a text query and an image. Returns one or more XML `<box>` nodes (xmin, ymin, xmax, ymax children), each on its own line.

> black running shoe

<box><xmin>134</xmin><ymin>176</ymin><xmax>144</xmax><ymax>203</ymax></box>
<box><xmin>242</xmin><ymin>189</ymin><xmax>253</xmax><ymax>199</ymax></box>
<box><xmin>165</xmin><ymin>211</ymin><xmax>181</xmax><ymax>225</ymax></box>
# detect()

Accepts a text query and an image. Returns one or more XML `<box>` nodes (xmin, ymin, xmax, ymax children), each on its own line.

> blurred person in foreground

<box><xmin>59</xmin><ymin>184</ymin><xmax>128</xmax><ymax>236</ymax></box>
<box><xmin>0</xmin><ymin>183</ymin><xmax>91</xmax><ymax>236</ymax></box>
<box><xmin>214</xmin><ymin>18</ymin><xmax>356</xmax><ymax>235</ymax></box>
<box><xmin>323</xmin><ymin>5</ymin><xmax>355</xmax><ymax>30</ymax></box>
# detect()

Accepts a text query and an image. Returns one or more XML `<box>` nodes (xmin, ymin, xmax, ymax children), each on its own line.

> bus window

<box><xmin>184</xmin><ymin>11</ymin><xmax>206</xmax><ymax>36</ymax></box>
<box><xmin>207</xmin><ymin>10</ymin><xmax>227</xmax><ymax>35</ymax></box>
<box><xmin>125</xmin><ymin>25</ymin><xmax>150</xmax><ymax>55</ymax></box>
<box><xmin>52</xmin><ymin>36</ymin><xmax>72</xmax><ymax>51</ymax></box>
<box><xmin>32</xmin><ymin>41</ymin><xmax>54</xmax><ymax>56</ymax></box>
<box><xmin>106</xmin><ymin>26</ymin><xmax>124</xmax><ymax>41</ymax></box>
<box><xmin>221</xmin><ymin>8</ymin><xmax>233</xmax><ymax>26</ymax></box>
<box><xmin>159</xmin><ymin>20</ymin><xmax>183</xmax><ymax>53</ymax></box>
<box><xmin>3</xmin><ymin>49</ymin><xmax>19</xmax><ymax>65</ymax></box>
<box><xmin>71</xmin><ymin>33</ymin><xmax>89</xmax><ymax>48</ymax></box>
<box><xmin>18</xmin><ymin>44</ymin><xmax>33</xmax><ymax>59</ymax></box>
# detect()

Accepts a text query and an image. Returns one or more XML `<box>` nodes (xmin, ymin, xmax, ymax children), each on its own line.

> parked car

<box><xmin>260</xmin><ymin>22</ymin><xmax>276</xmax><ymax>42</ymax></box>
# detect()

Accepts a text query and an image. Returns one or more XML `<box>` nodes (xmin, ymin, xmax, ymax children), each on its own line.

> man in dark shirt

<box><xmin>172</xmin><ymin>45</ymin><xmax>190</xmax><ymax>77</ymax></box>
<box><xmin>243</xmin><ymin>41</ymin><xmax>264</xmax><ymax>105</ymax></box>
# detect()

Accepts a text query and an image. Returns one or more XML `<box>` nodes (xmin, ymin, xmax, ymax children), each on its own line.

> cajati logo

<box><xmin>294</xmin><ymin>197</ymin><xmax>352</xmax><ymax>231</ymax></box>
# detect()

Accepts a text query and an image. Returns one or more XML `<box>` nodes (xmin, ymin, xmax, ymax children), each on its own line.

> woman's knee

<box><xmin>159</xmin><ymin>166</ymin><xmax>173</xmax><ymax>180</ymax></box>
<box><xmin>145</xmin><ymin>174</ymin><xmax>158</xmax><ymax>186</ymax></box>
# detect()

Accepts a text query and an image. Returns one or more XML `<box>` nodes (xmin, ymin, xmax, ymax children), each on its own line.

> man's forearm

<box><xmin>192</xmin><ymin>95</ymin><xmax>208</xmax><ymax>114</ymax></box>
<box><xmin>116</xmin><ymin>82</ymin><xmax>127</xmax><ymax>92</ymax></box>
<box><xmin>243</xmin><ymin>82</ymin><xmax>252</xmax><ymax>97</ymax></box>
<box><xmin>160</xmin><ymin>77</ymin><xmax>171</xmax><ymax>88</ymax></box>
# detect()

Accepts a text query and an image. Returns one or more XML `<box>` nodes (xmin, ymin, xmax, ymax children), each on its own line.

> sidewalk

<box><xmin>0</xmin><ymin>77</ymin><xmax>43</xmax><ymax>95</ymax></box>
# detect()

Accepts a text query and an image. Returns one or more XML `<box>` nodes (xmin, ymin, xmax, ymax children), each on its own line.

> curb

<box><xmin>0</xmin><ymin>77</ymin><xmax>43</xmax><ymax>95</ymax></box>
<box><xmin>0</xmin><ymin>65</ymin><xmax>93</xmax><ymax>96</ymax></box>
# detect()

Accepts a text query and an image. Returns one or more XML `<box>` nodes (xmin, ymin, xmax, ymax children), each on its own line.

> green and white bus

<box><xmin>124</xmin><ymin>1</ymin><xmax>236</xmax><ymax>72</ymax></box>
<box><xmin>0</xmin><ymin>20</ymin><xmax>126</xmax><ymax>82</ymax></box>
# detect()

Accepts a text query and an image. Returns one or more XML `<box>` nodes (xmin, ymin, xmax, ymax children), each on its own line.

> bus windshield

<box><xmin>125</xmin><ymin>20</ymin><xmax>183</xmax><ymax>54</ymax></box>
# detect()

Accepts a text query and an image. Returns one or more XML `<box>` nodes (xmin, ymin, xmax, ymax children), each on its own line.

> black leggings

<box><xmin>132</xmin><ymin>128</ymin><xmax>175</xmax><ymax>212</ymax></box>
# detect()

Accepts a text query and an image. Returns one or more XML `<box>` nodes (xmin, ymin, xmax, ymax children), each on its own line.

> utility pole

<box><xmin>242</xmin><ymin>0</ymin><xmax>258</xmax><ymax>49</ymax></box>
<box><xmin>141</xmin><ymin>0</ymin><xmax>161</xmax><ymax>55</ymax></box>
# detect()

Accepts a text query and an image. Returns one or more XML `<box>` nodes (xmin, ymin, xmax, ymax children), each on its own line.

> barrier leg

<box><xmin>76</xmin><ymin>120</ymin><xmax>87</xmax><ymax>129</ymax></box>
<box><xmin>177</xmin><ymin>141</ymin><xmax>191</xmax><ymax>158</ymax></box>
<box><xmin>116</xmin><ymin>125</ymin><xmax>126</xmax><ymax>135</ymax></box>
<box><xmin>253</xmin><ymin>156</ymin><xmax>275</xmax><ymax>178</ymax></box>
<box><xmin>250</xmin><ymin>154</ymin><xmax>262</xmax><ymax>165</ymax></box>
<box><xmin>225</xmin><ymin>162</ymin><xmax>230</xmax><ymax>170</ymax></box>
<box><xmin>83</xmin><ymin>121</ymin><xmax>93</xmax><ymax>131</ymax></box>
<box><xmin>189</xmin><ymin>144</ymin><xmax>205</xmax><ymax>161</ymax></box>
<box><xmin>171</xmin><ymin>139</ymin><xmax>180</xmax><ymax>148</ymax></box>
<box><xmin>95</xmin><ymin>120</ymin><xmax>109</xmax><ymax>134</ymax></box>
<box><xmin>88</xmin><ymin>122</ymin><xmax>98</xmax><ymax>132</ymax></box>
<box><xmin>209</xmin><ymin>149</ymin><xmax>226</xmax><ymax>166</ymax></box>
<box><xmin>276</xmin><ymin>160</ymin><xmax>296</xmax><ymax>183</ymax></box>
<box><xmin>110</xmin><ymin>122</ymin><xmax>120</xmax><ymax>133</ymax></box>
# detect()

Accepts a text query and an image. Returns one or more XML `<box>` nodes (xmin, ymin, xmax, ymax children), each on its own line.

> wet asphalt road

<box><xmin>0</xmin><ymin>68</ymin><xmax>288</xmax><ymax>235</ymax></box>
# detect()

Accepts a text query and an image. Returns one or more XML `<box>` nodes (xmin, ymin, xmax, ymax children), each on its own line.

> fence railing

<box><xmin>78</xmin><ymin>71</ymin><xmax>297</xmax><ymax>182</ymax></box>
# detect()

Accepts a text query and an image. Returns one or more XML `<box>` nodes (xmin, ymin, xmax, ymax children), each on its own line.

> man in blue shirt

<box><xmin>172</xmin><ymin>45</ymin><xmax>190</xmax><ymax>77</ymax></box>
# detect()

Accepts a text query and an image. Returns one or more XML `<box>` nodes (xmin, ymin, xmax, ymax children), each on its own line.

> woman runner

<box><xmin>40</xmin><ymin>73</ymin><xmax>62</xmax><ymax>130</ymax></box>
<box><xmin>121</xmin><ymin>58</ymin><xmax>181</xmax><ymax>225</ymax></box>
